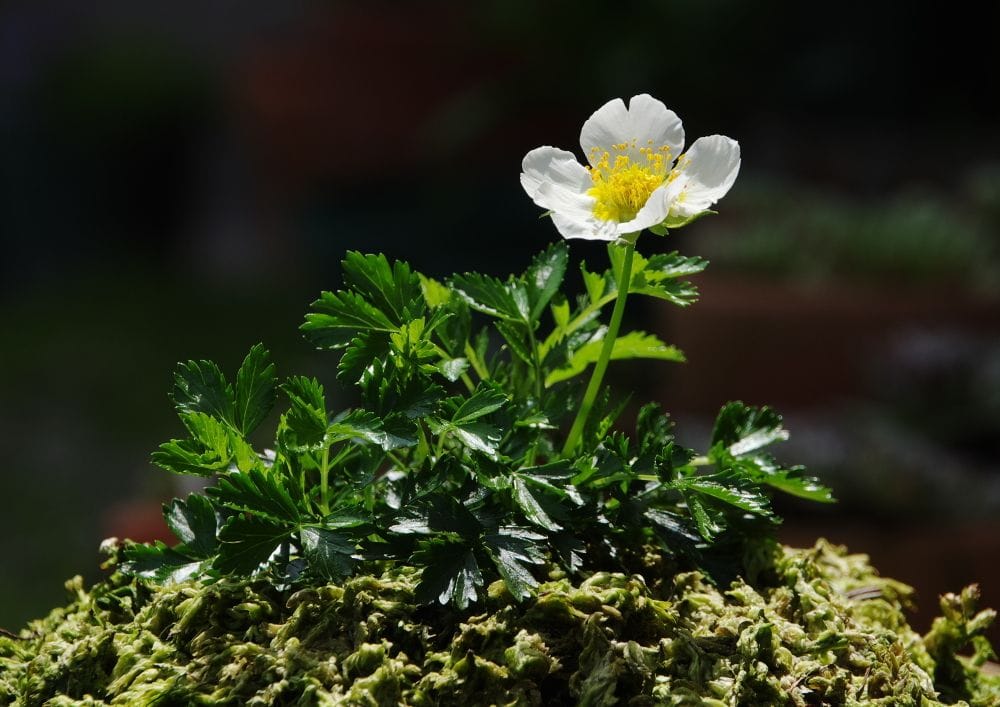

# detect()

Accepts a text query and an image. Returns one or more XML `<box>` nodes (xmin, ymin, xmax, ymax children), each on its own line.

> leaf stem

<box><xmin>464</xmin><ymin>342</ymin><xmax>490</xmax><ymax>381</ymax></box>
<box><xmin>562</xmin><ymin>239</ymin><xmax>636</xmax><ymax>456</ymax></box>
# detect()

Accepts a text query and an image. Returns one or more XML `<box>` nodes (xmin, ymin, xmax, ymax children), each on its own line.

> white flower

<box><xmin>520</xmin><ymin>94</ymin><xmax>740</xmax><ymax>241</ymax></box>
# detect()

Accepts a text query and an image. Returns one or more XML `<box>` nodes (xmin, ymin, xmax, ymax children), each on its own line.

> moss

<box><xmin>2</xmin><ymin>541</ymin><xmax>998</xmax><ymax>706</ymax></box>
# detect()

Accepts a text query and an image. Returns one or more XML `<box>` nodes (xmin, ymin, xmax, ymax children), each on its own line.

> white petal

<box><xmin>520</xmin><ymin>146</ymin><xmax>591</xmax><ymax>198</ymax></box>
<box><xmin>670</xmin><ymin>135</ymin><xmax>740</xmax><ymax>216</ymax></box>
<box><xmin>535</xmin><ymin>181</ymin><xmax>594</xmax><ymax>221</ymax></box>
<box><xmin>580</xmin><ymin>94</ymin><xmax>684</xmax><ymax>167</ymax></box>
<box><xmin>615</xmin><ymin>181</ymin><xmax>678</xmax><ymax>235</ymax></box>
<box><xmin>579</xmin><ymin>98</ymin><xmax>630</xmax><ymax>166</ymax></box>
<box><xmin>624</xmin><ymin>94</ymin><xmax>684</xmax><ymax>157</ymax></box>
<box><xmin>551</xmin><ymin>211</ymin><xmax>618</xmax><ymax>241</ymax></box>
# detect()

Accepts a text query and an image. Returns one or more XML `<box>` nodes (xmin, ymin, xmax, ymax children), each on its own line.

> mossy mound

<box><xmin>2</xmin><ymin>540</ymin><xmax>998</xmax><ymax>706</ymax></box>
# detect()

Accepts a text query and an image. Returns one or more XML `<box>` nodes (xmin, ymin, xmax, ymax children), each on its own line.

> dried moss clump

<box><xmin>2</xmin><ymin>540</ymin><xmax>998</xmax><ymax>706</ymax></box>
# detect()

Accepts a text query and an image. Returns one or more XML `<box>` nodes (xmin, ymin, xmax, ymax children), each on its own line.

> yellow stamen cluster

<box><xmin>587</xmin><ymin>141</ymin><xmax>673</xmax><ymax>223</ymax></box>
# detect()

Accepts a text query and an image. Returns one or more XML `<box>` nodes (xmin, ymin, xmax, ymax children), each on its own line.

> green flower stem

<box><xmin>318</xmin><ymin>446</ymin><xmax>331</xmax><ymax>515</ymax></box>
<box><xmin>562</xmin><ymin>239</ymin><xmax>636</xmax><ymax>456</ymax></box>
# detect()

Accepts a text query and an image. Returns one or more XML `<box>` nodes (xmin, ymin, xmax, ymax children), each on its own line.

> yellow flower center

<box><xmin>586</xmin><ymin>141</ymin><xmax>674</xmax><ymax>222</ymax></box>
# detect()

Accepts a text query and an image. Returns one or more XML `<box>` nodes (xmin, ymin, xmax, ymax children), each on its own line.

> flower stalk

<box><xmin>562</xmin><ymin>239</ymin><xmax>636</xmax><ymax>456</ymax></box>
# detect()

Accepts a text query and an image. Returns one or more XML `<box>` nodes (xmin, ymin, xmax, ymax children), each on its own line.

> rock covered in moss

<box><xmin>2</xmin><ymin>541</ymin><xmax>998</xmax><ymax>706</ymax></box>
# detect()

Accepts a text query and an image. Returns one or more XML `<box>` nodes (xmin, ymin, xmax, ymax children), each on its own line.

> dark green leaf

<box><xmin>341</xmin><ymin>251</ymin><xmax>424</xmax><ymax>325</ymax></box>
<box><xmin>414</xmin><ymin>542</ymin><xmax>483</xmax><ymax>609</ymax></box>
<box><xmin>711</xmin><ymin>402</ymin><xmax>787</xmax><ymax>452</ymax></box>
<box><xmin>452</xmin><ymin>383</ymin><xmax>508</xmax><ymax>424</ymax></box>
<box><xmin>121</xmin><ymin>542</ymin><xmax>207</xmax><ymax>584</ymax></box>
<box><xmin>164</xmin><ymin>494</ymin><xmax>219</xmax><ymax>557</ymax></box>
<box><xmin>233</xmin><ymin>344</ymin><xmax>277</xmax><ymax>436</ymax></box>
<box><xmin>151</xmin><ymin>437</ymin><xmax>230</xmax><ymax>477</ymax></box>
<box><xmin>210</xmin><ymin>467</ymin><xmax>300</xmax><ymax>524</ymax></box>
<box><xmin>281</xmin><ymin>376</ymin><xmax>327</xmax><ymax>451</ymax></box>
<box><xmin>546</xmin><ymin>330</ymin><xmax>684</xmax><ymax>386</ymax></box>
<box><xmin>512</xmin><ymin>477</ymin><xmax>561</xmax><ymax>531</ymax></box>
<box><xmin>643</xmin><ymin>251</ymin><xmax>709</xmax><ymax>280</ymax></box>
<box><xmin>302</xmin><ymin>290</ymin><xmax>397</xmax><ymax>349</ymax></box>
<box><xmin>451</xmin><ymin>421</ymin><xmax>502</xmax><ymax>457</ymax></box>
<box><xmin>215</xmin><ymin>514</ymin><xmax>291</xmax><ymax>574</ymax></box>
<box><xmin>483</xmin><ymin>528</ymin><xmax>545</xmax><ymax>601</ymax></box>
<box><xmin>451</xmin><ymin>272</ymin><xmax>525</xmax><ymax>322</ymax></box>
<box><xmin>337</xmin><ymin>333</ymin><xmax>390</xmax><ymax>385</ymax></box>
<box><xmin>326</xmin><ymin>409</ymin><xmax>385</xmax><ymax>446</ymax></box>
<box><xmin>300</xmin><ymin>527</ymin><xmax>356</xmax><ymax>581</ymax></box>
<box><xmin>628</xmin><ymin>280</ymin><xmax>700</xmax><ymax>307</ymax></box>
<box><xmin>685</xmin><ymin>494</ymin><xmax>724</xmax><ymax>541</ymax></box>
<box><xmin>723</xmin><ymin>454</ymin><xmax>835</xmax><ymax>504</ymax></box>
<box><xmin>677</xmin><ymin>476</ymin><xmax>773</xmax><ymax>517</ymax></box>
<box><xmin>495</xmin><ymin>320</ymin><xmax>534</xmax><ymax>366</ymax></box>
<box><xmin>172</xmin><ymin>359</ymin><xmax>234</xmax><ymax>424</ymax></box>
<box><xmin>525</xmin><ymin>242</ymin><xmax>568</xmax><ymax>321</ymax></box>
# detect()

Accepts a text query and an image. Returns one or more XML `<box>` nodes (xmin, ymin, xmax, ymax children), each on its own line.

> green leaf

<box><xmin>210</xmin><ymin>467</ymin><xmax>300</xmax><ymax>524</ymax></box>
<box><xmin>711</xmin><ymin>402</ymin><xmax>787</xmax><ymax>452</ymax></box>
<box><xmin>722</xmin><ymin>453</ymin><xmax>835</xmax><ymax>504</ymax></box>
<box><xmin>327</xmin><ymin>409</ymin><xmax>397</xmax><ymax>449</ymax></box>
<box><xmin>172</xmin><ymin>359</ymin><xmax>235</xmax><ymax>424</ymax></box>
<box><xmin>151</xmin><ymin>440</ymin><xmax>226</xmax><ymax>477</ymax></box>
<box><xmin>414</xmin><ymin>542</ymin><xmax>483</xmax><ymax>609</ymax></box>
<box><xmin>451</xmin><ymin>273</ymin><xmax>525</xmax><ymax>323</ymax></box>
<box><xmin>511</xmin><ymin>477</ymin><xmax>561</xmax><ymax>531</ymax></box>
<box><xmin>684</xmin><ymin>494</ymin><xmax>724</xmax><ymax>541</ymax></box>
<box><xmin>301</xmin><ymin>290</ymin><xmax>397</xmax><ymax>349</ymax></box>
<box><xmin>551</xmin><ymin>297</ymin><xmax>570</xmax><ymax>329</ymax></box>
<box><xmin>546</xmin><ymin>330</ymin><xmax>684</xmax><ymax>386</ymax></box>
<box><xmin>643</xmin><ymin>251</ymin><xmax>709</xmax><ymax>280</ymax></box>
<box><xmin>581</xmin><ymin>263</ymin><xmax>610</xmax><ymax>305</ymax></box>
<box><xmin>448</xmin><ymin>421</ymin><xmax>502</xmax><ymax>457</ymax></box>
<box><xmin>419</xmin><ymin>273</ymin><xmax>452</xmax><ymax>308</ymax></box>
<box><xmin>495</xmin><ymin>320</ymin><xmax>533</xmax><ymax>366</ymax></box>
<box><xmin>151</xmin><ymin>412</ymin><xmax>234</xmax><ymax>476</ymax></box>
<box><xmin>337</xmin><ymin>333</ymin><xmax>390</xmax><ymax>384</ymax></box>
<box><xmin>676</xmin><ymin>476</ymin><xmax>773</xmax><ymax>517</ymax></box>
<box><xmin>163</xmin><ymin>495</ymin><xmax>219</xmax><ymax>558</ymax></box>
<box><xmin>121</xmin><ymin>542</ymin><xmax>207</xmax><ymax>584</ymax></box>
<box><xmin>341</xmin><ymin>251</ymin><xmax>424</xmax><ymax>325</ymax></box>
<box><xmin>657</xmin><ymin>209</ymin><xmax>716</xmax><ymax>231</ymax></box>
<box><xmin>755</xmin><ymin>465</ymin><xmax>834</xmax><ymax>503</ymax></box>
<box><xmin>300</xmin><ymin>527</ymin><xmax>356</xmax><ymax>581</ymax></box>
<box><xmin>280</xmin><ymin>376</ymin><xmax>327</xmax><ymax>451</ymax></box>
<box><xmin>215</xmin><ymin>515</ymin><xmax>291</xmax><ymax>574</ymax></box>
<box><xmin>524</xmin><ymin>241</ymin><xmax>568</xmax><ymax>321</ymax></box>
<box><xmin>452</xmin><ymin>383</ymin><xmax>508</xmax><ymax>425</ymax></box>
<box><xmin>233</xmin><ymin>344</ymin><xmax>277</xmax><ymax>436</ymax></box>
<box><xmin>437</xmin><ymin>357</ymin><xmax>469</xmax><ymax>382</ymax></box>
<box><xmin>483</xmin><ymin>528</ymin><xmax>545</xmax><ymax>601</ymax></box>
<box><xmin>391</xmin><ymin>494</ymin><xmax>482</xmax><ymax>537</ymax></box>
<box><xmin>628</xmin><ymin>280</ymin><xmax>700</xmax><ymax>307</ymax></box>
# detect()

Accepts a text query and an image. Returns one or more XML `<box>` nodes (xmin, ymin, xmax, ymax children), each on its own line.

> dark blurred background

<box><xmin>2</xmin><ymin>1</ymin><xmax>999</xmax><ymax>640</ymax></box>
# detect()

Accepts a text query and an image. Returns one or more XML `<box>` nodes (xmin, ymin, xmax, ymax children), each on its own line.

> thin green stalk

<box><xmin>526</xmin><ymin>324</ymin><xmax>544</xmax><ymax>401</ymax></box>
<box><xmin>525</xmin><ymin>324</ymin><xmax>544</xmax><ymax>465</ymax></box>
<box><xmin>562</xmin><ymin>240</ymin><xmax>636</xmax><ymax>456</ymax></box>
<box><xmin>464</xmin><ymin>342</ymin><xmax>491</xmax><ymax>380</ymax></box>
<box><xmin>318</xmin><ymin>446</ymin><xmax>331</xmax><ymax>515</ymax></box>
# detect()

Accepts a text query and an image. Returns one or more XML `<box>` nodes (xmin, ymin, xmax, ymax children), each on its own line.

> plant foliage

<box><xmin>124</xmin><ymin>242</ymin><xmax>834</xmax><ymax>609</ymax></box>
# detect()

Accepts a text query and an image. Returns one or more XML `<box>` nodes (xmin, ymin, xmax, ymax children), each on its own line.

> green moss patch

<box><xmin>3</xmin><ymin>541</ymin><xmax>997</xmax><ymax>706</ymax></box>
